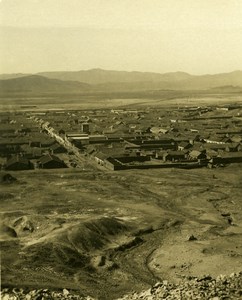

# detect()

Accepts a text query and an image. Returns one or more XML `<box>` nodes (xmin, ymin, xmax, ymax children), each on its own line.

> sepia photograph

<box><xmin>0</xmin><ymin>1</ymin><xmax>242</xmax><ymax>299</ymax></box>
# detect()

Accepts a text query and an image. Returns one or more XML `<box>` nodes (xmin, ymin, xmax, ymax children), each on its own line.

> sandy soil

<box><xmin>1</xmin><ymin>164</ymin><xmax>242</xmax><ymax>299</ymax></box>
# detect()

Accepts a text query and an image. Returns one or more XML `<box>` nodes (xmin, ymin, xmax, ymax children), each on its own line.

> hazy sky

<box><xmin>1</xmin><ymin>0</ymin><xmax>242</xmax><ymax>74</ymax></box>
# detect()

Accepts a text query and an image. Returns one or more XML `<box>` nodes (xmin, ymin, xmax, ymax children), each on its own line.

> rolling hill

<box><xmin>0</xmin><ymin>73</ymin><xmax>30</xmax><ymax>80</ymax></box>
<box><xmin>0</xmin><ymin>75</ymin><xmax>90</xmax><ymax>94</ymax></box>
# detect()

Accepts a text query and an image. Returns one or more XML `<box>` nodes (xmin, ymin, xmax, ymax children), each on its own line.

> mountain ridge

<box><xmin>37</xmin><ymin>69</ymin><xmax>242</xmax><ymax>91</ymax></box>
<box><xmin>0</xmin><ymin>69</ymin><xmax>241</xmax><ymax>93</ymax></box>
<box><xmin>37</xmin><ymin>69</ymin><xmax>193</xmax><ymax>84</ymax></box>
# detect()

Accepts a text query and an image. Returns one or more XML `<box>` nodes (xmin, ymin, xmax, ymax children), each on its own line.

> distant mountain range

<box><xmin>38</xmin><ymin>69</ymin><xmax>193</xmax><ymax>84</ymax></box>
<box><xmin>0</xmin><ymin>69</ymin><xmax>241</xmax><ymax>94</ymax></box>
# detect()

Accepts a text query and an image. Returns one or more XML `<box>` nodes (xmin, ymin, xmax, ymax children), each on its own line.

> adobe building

<box><xmin>39</xmin><ymin>154</ymin><xmax>67</xmax><ymax>169</ymax></box>
<box><xmin>5</xmin><ymin>155</ymin><xmax>33</xmax><ymax>171</ymax></box>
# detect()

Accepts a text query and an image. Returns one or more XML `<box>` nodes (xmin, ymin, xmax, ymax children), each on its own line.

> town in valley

<box><xmin>1</xmin><ymin>103</ymin><xmax>242</xmax><ymax>172</ymax></box>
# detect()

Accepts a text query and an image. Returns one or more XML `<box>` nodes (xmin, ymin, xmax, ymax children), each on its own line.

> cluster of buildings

<box><xmin>0</xmin><ymin>113</ymin><xmax>68</xmax><ymax>170</ymax></box>
<box><xmin>1</xmin><ymin>103</ymin><xmax>242</xmax><ymax>171</ymax></box>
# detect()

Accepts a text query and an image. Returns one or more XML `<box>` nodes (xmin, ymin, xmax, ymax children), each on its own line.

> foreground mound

<box><xmin>117</xmin><ymin>272</ymin><xmax>242</xmax><ymax>300</ymax></box>
<box><xmin>23</xmin><ymin>216</ymin><xmax>128</xmax><ymax>271</ymax></box>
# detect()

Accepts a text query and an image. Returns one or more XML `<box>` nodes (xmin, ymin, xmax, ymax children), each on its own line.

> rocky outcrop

<box><xmin>0</xmin><ymin>288</ymin><xmax>96</xmax><ymax>300</ymax></box>
<box><xmin>116</xmin><ymin>272</ymin><xmax>242</xmax><ymax>300</ymax></box>
<box><xmin>2</xmin><ymin>273</ymin><xmax>241</xmax><ymax>299</ymax></box>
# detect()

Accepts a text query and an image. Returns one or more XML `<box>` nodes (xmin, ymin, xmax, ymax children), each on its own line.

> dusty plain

<box><xmin>1</xmin><ymin>93</ymin><xmax>242</xmax><ymax>299</ymax></box>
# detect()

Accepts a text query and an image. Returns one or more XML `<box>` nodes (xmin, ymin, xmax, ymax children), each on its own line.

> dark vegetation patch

<box><xmin>1</xmin><ymin>173</ymin><xmax>17</xmax><ymax>184</ymax></box>
<box><xmin>0</xmin><ymin>192</ymin><xmax>15</xmax><ymax>201</ymax></box>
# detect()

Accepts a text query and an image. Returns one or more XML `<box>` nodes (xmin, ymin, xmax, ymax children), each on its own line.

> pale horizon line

<box><xmin>0</xmin><ymin>68</ymin><xmax>241</xmax><ymax>78</ymax></box>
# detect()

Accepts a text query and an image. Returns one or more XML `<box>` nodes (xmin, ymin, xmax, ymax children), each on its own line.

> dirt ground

<box><xmin>1</xmin><ymin>164</ymin><xmax>242</xmax><ymax>299</ymax></box>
